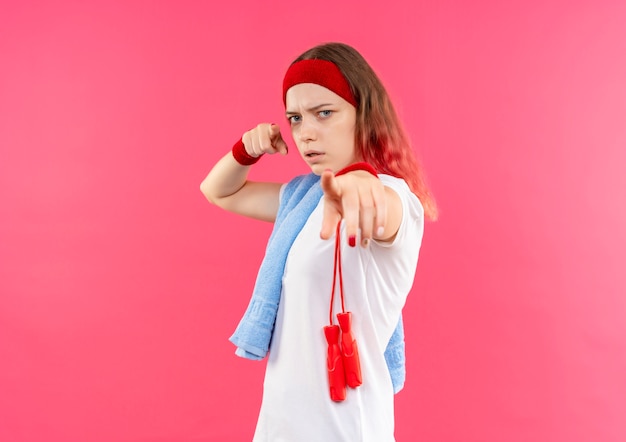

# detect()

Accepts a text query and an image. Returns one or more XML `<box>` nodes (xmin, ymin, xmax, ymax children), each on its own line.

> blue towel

<box><xmin>229</xmin><ymin>173</ymin><xmax>407</xmax><ymax>393</ymax></box>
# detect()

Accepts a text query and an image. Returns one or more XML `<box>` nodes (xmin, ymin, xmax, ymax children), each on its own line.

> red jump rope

<box><xmin>324</xmin><ymin>221</ymin><xmax>363</xmax><ymax>402</ymax></box>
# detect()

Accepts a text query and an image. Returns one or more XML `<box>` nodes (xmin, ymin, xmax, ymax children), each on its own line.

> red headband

<box><xmin>282</xmin><ymin>59</ymin><xmax>358</xmax><ymax>107</ymax></box>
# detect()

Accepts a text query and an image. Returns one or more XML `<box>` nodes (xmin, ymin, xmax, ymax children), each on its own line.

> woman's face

<box><xmin>285</xmin><ymin>83</ymin><xmax>358</xmax><ymax>174</ymax></box>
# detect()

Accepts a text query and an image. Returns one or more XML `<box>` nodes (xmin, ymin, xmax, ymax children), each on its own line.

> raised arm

<box><xmin>199</xmin><ymin>123</ymin><xmax>288</xmax><ymax>223</ymax></box>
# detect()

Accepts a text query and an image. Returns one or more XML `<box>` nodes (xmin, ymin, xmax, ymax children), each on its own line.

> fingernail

<box><xmin>348</xmin><ymin>235</ymin><xmax>356</xmax><ymax>247</ymax></box>
<box><xmin>362</xmin><ymin>238</ymin><xmax>370</xmax><ymax>248</ymax></box>
<box><xmin>377</xmin><ymin>226</ymin><xmax>385</xmax><ymax>237</ymax></box>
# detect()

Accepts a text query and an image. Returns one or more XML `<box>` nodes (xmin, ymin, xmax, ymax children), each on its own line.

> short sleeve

<box><xmin>373</xmin><ymin>175</ymin><xmax>424</xmax><ymax>250</ymax></box>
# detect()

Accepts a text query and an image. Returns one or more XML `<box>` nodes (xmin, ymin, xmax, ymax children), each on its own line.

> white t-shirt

<box><xmin>253</xmin><ymin>175</ymin><xmax>424</xmax><ymax>442</ymax></box>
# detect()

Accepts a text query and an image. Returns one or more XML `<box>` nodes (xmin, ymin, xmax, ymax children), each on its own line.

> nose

<box><xmin>297</xmin><ymin>117</ymin><xmax>316</xmax><ymax>143</ymax></box>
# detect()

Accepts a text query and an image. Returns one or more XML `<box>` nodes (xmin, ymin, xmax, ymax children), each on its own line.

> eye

<box><xmin>318</xmin><ymin>110</ymin><xmax>333</xmax><ymax>118</ymax></box>
<box><xmin>287</xmin><ymin>115</ymin><xmax>301</xmax><ymax>124</ymax></box>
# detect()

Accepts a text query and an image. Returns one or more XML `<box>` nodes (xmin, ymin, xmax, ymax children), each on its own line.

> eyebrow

<box><xmin>285</xmin><ymin>103</ymin><xmax>334</xmax><ymax>115</ymax></box>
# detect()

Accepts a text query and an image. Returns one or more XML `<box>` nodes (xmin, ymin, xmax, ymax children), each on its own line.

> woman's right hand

<box><xmin>241</xmin><ymin>123</ymin><xmax>289</xmax><ymax>158</ymax></box>
<box><xmin>200</xmin><ymin>122</ymin><xmax>286</xmax><ymax>222</ymax></box>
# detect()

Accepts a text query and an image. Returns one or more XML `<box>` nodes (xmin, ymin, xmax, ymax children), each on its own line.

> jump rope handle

<box><xmin>324</xmin><ymin>325</ymin><xmax>347</xmax><ymax>402</ymax></box>
<box><xmin>337</xmin><ymin>312</ymin><xmax>363</xmax><ymax>388</ymax></box>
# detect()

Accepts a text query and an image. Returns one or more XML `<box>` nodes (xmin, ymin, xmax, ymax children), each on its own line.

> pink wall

<box><xmin>2</xmin><ymin>1</ymin><xmax>625</xmax><ymax>441</ymax></box>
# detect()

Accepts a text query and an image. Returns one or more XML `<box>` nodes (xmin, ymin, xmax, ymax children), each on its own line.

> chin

<box><xmin>308</xmin><ymin>164</ymin><xmax>327</xmax><ymax>176</ymax></box>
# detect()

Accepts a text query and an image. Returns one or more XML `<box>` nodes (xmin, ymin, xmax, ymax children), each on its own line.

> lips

<box><xmin>304</xmin><ymin>150</ymin><xmax>323</xmax><ymax>158</ymax></box>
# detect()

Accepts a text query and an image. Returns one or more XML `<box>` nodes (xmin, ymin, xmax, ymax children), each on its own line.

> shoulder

<box><xmin>286</xmin><ymin>173</ymin><xmax>319</xmax><ymax>188</ymax></box>
<box><xmin>375</xmin><ymin>174</ymin><xmax>424</xmax><ymax>249</ymax></box>
<box><xmin>378</xmin><ymin>175</ymin><xmax>424</xmax><ymax>220</ymax></box>
<box><xmin>280</xmin><ymin>173</ymin><xmax>321</xmax><ymax>202</ymax></box>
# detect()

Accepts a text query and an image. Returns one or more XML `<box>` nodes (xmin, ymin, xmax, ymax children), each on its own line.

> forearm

<box><xmin>200</xmin><ymin>148</ymin><xmax>282</xmax><ymax>222</ymax></box>
<box><xmin>199</xmin><ymin>151</ymin><xmax>251</xmax><ymax>205</ymax></box>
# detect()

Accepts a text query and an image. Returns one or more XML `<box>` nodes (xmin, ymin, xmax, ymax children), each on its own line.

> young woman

<box><xmin>200</xmin><ymin>42</ymin><xmax>437</xmax><ymax>442</ymax></box>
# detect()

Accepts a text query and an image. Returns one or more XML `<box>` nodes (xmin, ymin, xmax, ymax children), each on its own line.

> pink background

<box><xmin>2</xmin><ymin>0</ymin><xmax>625</xmax><ymax>441</ymax></box>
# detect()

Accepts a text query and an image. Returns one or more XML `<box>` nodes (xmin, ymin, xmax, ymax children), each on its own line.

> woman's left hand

<box><xmin>320</xmin><ymin>170</ymin><xmax>401</xmax><ymax>247</ymax></box>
